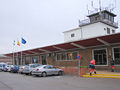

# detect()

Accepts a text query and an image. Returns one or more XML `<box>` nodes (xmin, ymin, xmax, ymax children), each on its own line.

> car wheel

<box><xmin>29</xmin><ymin>72</ymin><xmax>32</xmax><ymax>75</ymax></box>
<box><xmin>42</xmin><ymin>72</ymin><xmax>47</xmax><ymax>77</ymax></box>
<box><xmin>58</xmin><ymin>71</ymin><xmax>63</xmax><ymax>76</ymax></box>
<box><xmin>25</xmin><ymin>73</ymin><xmax>29</xmax><ymax>75</ymax></box>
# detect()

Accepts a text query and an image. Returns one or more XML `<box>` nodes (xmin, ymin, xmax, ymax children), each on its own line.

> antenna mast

<box><xmin>99</xmin><ymin>0</ymin><xmax>101</xmax><ymax>12</ymax></box>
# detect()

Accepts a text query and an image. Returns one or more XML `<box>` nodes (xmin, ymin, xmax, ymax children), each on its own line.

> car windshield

<box><xmin>37</xmin><ymin>65</ymin><xmax>43</xmax><ymax>68</ymax></box>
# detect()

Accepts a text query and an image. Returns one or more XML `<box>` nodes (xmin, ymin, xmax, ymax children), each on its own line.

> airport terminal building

<box><xmin>5</xmin><ymin>10</ymin><xmax>120</xmax><ymax>75</ymax></box>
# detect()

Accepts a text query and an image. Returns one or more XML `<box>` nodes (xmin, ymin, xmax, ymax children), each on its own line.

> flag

<box><xmin>17</xmin><ymin>40</ymin><xmax>20</xmax><ymax>46</ymax></box>
<box><xmin>21</xmin><ymin>37</ymin><xmax>26</xmax><ymax>44</ymax></box>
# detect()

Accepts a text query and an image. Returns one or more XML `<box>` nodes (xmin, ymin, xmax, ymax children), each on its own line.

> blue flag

<box><xmin>21</xmin><ymin>38</ymin><xmax>26</xmax><ymax>44</ymax></box>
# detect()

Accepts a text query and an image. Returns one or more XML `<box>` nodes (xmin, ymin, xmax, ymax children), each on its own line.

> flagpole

<box><xmin>12</xmin><ymin>40</ymin><xmax>15</xmax><ymax>65</ymax></box>
<box><xmin>17</xmin><ymin>46</ymin><xmax>18</xmax><ymax>65</ymax></box>
<box><xmin>21</xmin><ymin>37</ymin><xmax>27</xmax><ymax>65</ymax></box>
<box><xmin>16</xmin><ymin>39</ymin><xmax>18</xmax><ymax>65</ymax></box>
<box><xmin>21</xmin><ymin>44</ymin><xmax>22</xmax><ymax>65</ymax></box>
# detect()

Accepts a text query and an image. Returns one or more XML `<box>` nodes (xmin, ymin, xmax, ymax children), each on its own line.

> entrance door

<box><xmin>41</xmin><ymin>55</ymin><xmax>47</xmax><ymax>65</ymax></box>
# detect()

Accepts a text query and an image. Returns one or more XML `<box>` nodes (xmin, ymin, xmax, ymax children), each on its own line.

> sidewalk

<box><xmin>82</xmin><ymin>70</ymin><xmax>120</xmax><ymax>79</ymax></box>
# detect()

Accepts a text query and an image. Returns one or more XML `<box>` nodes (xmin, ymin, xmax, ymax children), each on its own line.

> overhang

<box><xmin>5</xmin><ymin>33</ymin><xmax>120</xmax><ymax>57</ymax></box>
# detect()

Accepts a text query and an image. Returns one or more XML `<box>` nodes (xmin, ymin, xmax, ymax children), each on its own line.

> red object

<box><xmin>112</xmin><ymin>66</ymin><xmax>115</xmax><ymax>69</ymax></box>
<box><xmin>36</xmin><ymin>69</ymin><xmax>39</xmax><ymax>71</ymax></box>
<box><xmin>90</xmin><ymin>68</ymin><xmax>95</xmax><ymax>72</ymax></box>
<box><xmin>90</xmin><ymin>60</ymin><xmax>95</xmax><ymax>65</ymax></box>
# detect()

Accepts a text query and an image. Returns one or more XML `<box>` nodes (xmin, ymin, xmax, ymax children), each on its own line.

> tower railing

<box><xmin>79</xmin><ymin>19</ymin><xmax>90</xmax><ymax>27</ymax></box>
<box><xmin>79</xmin><ymin>18</ymin><xmax>118</xmax><ymax>28</ymax></box>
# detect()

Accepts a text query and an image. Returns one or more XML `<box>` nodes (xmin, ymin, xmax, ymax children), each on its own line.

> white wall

<box><xmin>64</xmin><ymin>22</ymin><xmax>116</xmax><ymax>42</ymax></box>
<box><xmin>64</xmin><ymin>28</ymin><xmax>82</xmax><ymax>42</ymax></box>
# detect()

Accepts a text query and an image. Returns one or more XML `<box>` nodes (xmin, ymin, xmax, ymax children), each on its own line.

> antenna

<box><xmin>110</xmin><ymin>0</ymin><xmax>116</xmax><ymax>12</ymax></box>
<box><xmin>78</xmin><ymin>19</ymin><xmax>81</xmax><ymax>27</ymax></box>
<box><xmin>90</xmin><ymin>1</ymin><xmax>98</xmax><ymax>13</ymax></box>
<box><xmin>86</xmin><ymin>4</ymin><xmax>90</xmax><ymax>14</ymax></box>
<box><xmin>99</xmin><ymin>0</ymin><xmax>101</xmax><ymax>12</ymax></box>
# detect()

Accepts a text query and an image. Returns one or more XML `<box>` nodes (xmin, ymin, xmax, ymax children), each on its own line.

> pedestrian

<box><xmin>89</xmin><ymin>59</ymin><xmax>96</xmax><ymax>76</ymax></box>
<box><xmin>111</xmin><ymin>58</ymin><xmax>115</xmax><ymax>72</ymax></box>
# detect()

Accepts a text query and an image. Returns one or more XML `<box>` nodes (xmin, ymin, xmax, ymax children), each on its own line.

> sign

<box><xmin>77</xmin><ymin>54</ymin><xmax>82</xmax><ymax>60</ymax></box>
<box><xmin>77</xmin><ymin>54</ymin><xmax>82</xmax><ymax>77</ymax></box>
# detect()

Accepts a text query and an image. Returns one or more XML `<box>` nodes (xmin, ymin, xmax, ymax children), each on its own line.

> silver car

<box><xmin>18</xmin><ymin>65</ymin><xmax>25</xmax><ymax>74</ymax></box>
<box><xmin>23</xmin><ymin>64</ymin><xmax>41</xmax><ymax>75</ymax></box>
<box><xmin>32</xmin><ymin>65</ymin><xmax>63</xmax><ymax>77</ymax></box>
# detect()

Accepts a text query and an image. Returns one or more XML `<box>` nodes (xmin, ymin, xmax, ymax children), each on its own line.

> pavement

<box><xmin>0</xmin><ymin>71</ymin><xmax>120</xmax><ymax>90</ymax></box>
<box><xmin>82</xmin><ymin>70</ymin><xmax>120</xmax><ymax>79</ymax></box>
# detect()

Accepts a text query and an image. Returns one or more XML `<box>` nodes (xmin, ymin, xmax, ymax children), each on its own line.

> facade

<box><xmin>5</xmin><ymin>33</ymin><xmax>120</xmax><ymax>75</ymax></box>
<box><xmin>63</xmin><ymin>10</ymin><xmax>118</xmax><ymax>42</ymax></box>
<box><xmin>0</xmin><ymin>56</ymin><xmax>12</xmax><ymax>64</ymax></box>
<box><xmin>5</xmin><ymin>10</ymin><xmax>120</xmax><ymax>75</ymax></box>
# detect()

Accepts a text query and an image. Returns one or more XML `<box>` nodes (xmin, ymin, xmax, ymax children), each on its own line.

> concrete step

<box><xmin>82</xmin><ymin>71</ymin><xmax>120</xmax><ymax>79</ymax></box>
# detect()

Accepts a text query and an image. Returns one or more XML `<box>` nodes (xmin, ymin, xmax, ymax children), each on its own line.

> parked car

<box><xmin>32</xmin><ymin>65</ymin><xmax>63</xmax><ymax>77</ymax></box>
<box><xmin>23</xmin><ymin>64</ymin><xmax>41</xmax><ymax>75</ymax></box>
<box><xmin>0</xmin><ymin>63</ymin><xmax>9</xmax><ymax>71</ymax></box>
<box><xmin>10</xmin><ymin>65</ymin><xmax>19</xmax><ymax>73</ymax></box>
<box><xmin>18</xmin><ymin>65</ymin><xmax>25</xmax><ymax>74</ymax></box>
<box><xmin>4</xmin><ymin>65</ymin><xmax>11</xmax><ymax>72</ymax></box>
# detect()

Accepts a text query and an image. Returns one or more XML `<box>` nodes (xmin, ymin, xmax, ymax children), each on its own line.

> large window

<box><xmin>25</xmin><ymin>56</ymin><xmax>30</xmax><ymax>65</ymax></box>
<box><xmin>56</xmin><ymin>52</ymin><xmax>78</xmax><ymax>61</ymax></box>
<box><xmin>113</xmin><ymin>48</ymin><xmax>120</xmax><ymax>65</ymax></box>
<box><xmin>32</xmin><ymin>56</ymin><xmax>39</xmax><ymax>63</ymax></box>
<box><xmin>93</xmin><ymin>49</ymin><xmax>107</xmax><ymax>65</ymax></box>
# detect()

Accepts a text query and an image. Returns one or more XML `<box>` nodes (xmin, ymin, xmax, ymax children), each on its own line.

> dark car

<box><xmin>10</xmin><ymin>65</ymin><xmax>19</xmax><ymax>73</ymax></box>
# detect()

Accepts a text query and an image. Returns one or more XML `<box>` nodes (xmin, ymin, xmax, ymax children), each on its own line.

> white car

<box><xmin>32</xmin><ymin>65</ymin><xmax>63</xmax><ymax>77</ymax></box>
<box><xmin>0</xmin><ymin>63</ymin><xmax>9</xmax><ymax>71</ymax></box>
<box><xmin>18</xmin><ymin>65</ymin><xmax>25</xmax><ymax>74</ymax></box>
<box><xmin>4</xmin><ymin>65</ymin><xmax>11</xmax><ymax>72</ymax></box>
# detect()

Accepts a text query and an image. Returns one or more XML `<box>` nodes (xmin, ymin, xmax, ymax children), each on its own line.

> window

<box><xmin>56</xmin><ymin>52</ymin><xmax>78</xmax><ymax>61</ymax></box>
<box><xmin>25</xmin><ymin>56</ymin><xmax>30</xmax><ymax>65</ymax></box>
<box><xmin>105</xmin><ymin>13</ymin><xmax>109</xmax><ymax>19</ymax></box>
<box><xmin>107</xmin><ymin>28</ymin><xmax>110</xmax><ymax>34</ymax></box>
<box><xmin>67</xmin><ymin>53</ymin><xmax>72</xmax><ymax>60</ymax></box>
<box><xmin>110</xmin><ymin>16</ymin><xmax>114</xmax><ymax>22</ymax></box>
<box><xmin>93</xmin><ymin>49</ymin><xmax>107</xmax><ymax>65</ymax></box>
<box><xmin>71</xmin><ymin>34</ymin><xmax>75</xmax><ymax>37</ymax></box>
<box><xmin>72</xmin><ymin>52</ymin><xmax>78</xmax><ymax>60</ymax></box>
<box><xmin>113</xmin><ymin>48</ymin><xmax>120</xmax><ymax>65</ymax></box>
<box><xmin>32</xmin><ymin>56</ymin><xmax>39</xmax><ymax>63</ymax></box>
<box><xmin>112</xmin><ymin>30</ymin><xmax>115</xmax><ymax>34</ymax></box>
<box><xmin>104</xmin><ymin>28</ymin><xmax>106</xmax><ymax>30</ymax></box>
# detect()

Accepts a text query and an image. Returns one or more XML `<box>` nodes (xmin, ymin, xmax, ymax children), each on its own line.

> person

<box><xmin>111</xmin><ymin>59</ymin><xmax>115</xmax><ymax>72</ymax></box>
<box><xmin>89</xmin><ymin>59</ymin><xmax>96</xmax><ymax>76</ymax></box>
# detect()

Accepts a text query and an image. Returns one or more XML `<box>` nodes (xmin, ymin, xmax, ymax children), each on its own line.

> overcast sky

<box><xmin>0</xmin><ymin>0</ymin><xmax>120</xmax><ymax>54</ymax></box>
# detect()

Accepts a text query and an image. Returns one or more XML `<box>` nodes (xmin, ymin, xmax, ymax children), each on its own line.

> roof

<box><xmin>5</xmin><ymin>33</ymin><xmax>120</xmax><ymax>57</ymax></box>
<box><xmin>87</xmin><ymin>10</ymin><xmax>116</xmax><ymax>17</ymax></box>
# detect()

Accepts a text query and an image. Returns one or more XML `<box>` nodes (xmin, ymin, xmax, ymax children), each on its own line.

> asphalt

<box><xmin>0</xmin><ymin>72</ymin><xmax>120</xmax><ymax>90</ymax></box>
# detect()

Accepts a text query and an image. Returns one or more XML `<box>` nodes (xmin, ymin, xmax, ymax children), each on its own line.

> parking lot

<box><xmin>0</xmin><ymin>72</ymin><xmax>120</xmax><ymax>90</ymax></box>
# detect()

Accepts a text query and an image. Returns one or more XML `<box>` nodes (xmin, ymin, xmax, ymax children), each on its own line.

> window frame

<box><xmin>71</xmin><ymin>33</ymin><xmax>75</xmax><ymax>38</ymax></box>
<box><xmin>112</xmin><ymin>29</ymin><xmax>115</xmax><ymax>34</ymax></box>
<box><xmin>92</xmin><ymin>48</ymin><xmax>108</xmax><ymax>66</ymax></box>
<box><xmin>107</xmin><ymin>27</ymin><xmax>110</xmax><ymax>34</ymax></box>
<box><xmin>32</xmin><ymin>56</ymin><xmax>39</xmax><ymax>63</ymax></box>
<box><xmin>112</xmin><ymin>47</ymin><xmax>120</xmax><ymax>66</ymax></box>
<box><xmin>56</xmin><ymin>51</ymin><xmax>79</xmax><ymax>61</ymax></box>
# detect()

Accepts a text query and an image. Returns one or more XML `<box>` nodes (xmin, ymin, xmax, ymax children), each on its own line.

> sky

<box><xmin>0</xmin><ymin>0</ymin><xmax>120</xmax><ymax>54</ymax></box>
